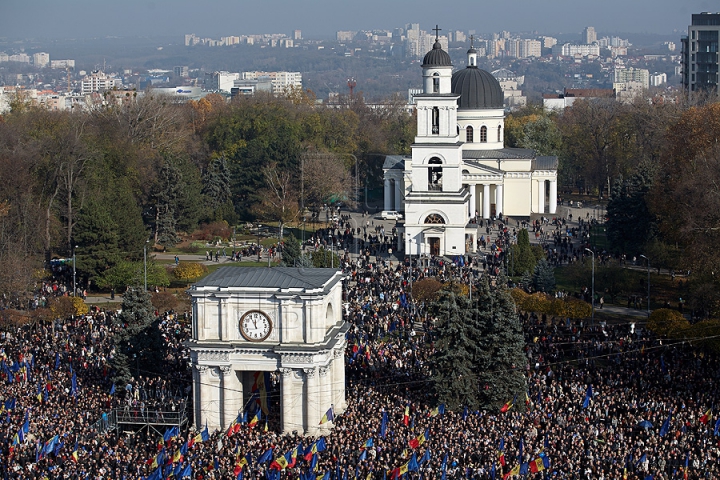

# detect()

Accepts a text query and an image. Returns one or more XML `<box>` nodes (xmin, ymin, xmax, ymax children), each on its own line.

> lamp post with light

<box><xmin>640</xmin><ymin>254</ymin><xmax>650</xmax><ymax>316</ymax></box>
<box><xmin>72</xmin><ymin>245</ymin><xmax>78</xmax><ymax>297</ymax></box>
<box><xmin>585</xmin><ymin>248</ymin><xmax>595</xmax><ymax>326</ymax></box>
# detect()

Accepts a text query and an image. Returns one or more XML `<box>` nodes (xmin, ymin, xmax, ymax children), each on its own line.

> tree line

<box><xmin>506</xmin><ymin>93</ymin><xmax>720</xmax><ymax>317</ymax></box>
<box><xmin>0</xmin><ymin>89</ymin><xmax>414</xmax><ymax>298</ymax></box>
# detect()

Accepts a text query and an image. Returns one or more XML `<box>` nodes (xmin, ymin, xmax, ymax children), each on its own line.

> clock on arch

<box><xmin>239</xmin><ymin>310</ymin><xmax>273</xmax><ymax>342</ymax></box>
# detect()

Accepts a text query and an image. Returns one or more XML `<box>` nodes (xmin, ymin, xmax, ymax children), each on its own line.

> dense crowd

<box><xmin>0</xmin><ymin>223</ymin><xmax>718</xmax><ymax>479</ymax></box>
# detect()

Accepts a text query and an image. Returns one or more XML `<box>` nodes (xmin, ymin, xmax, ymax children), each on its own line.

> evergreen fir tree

<box><xmin>532</xmin><ymin>258</ymin><xmax>556</xmax><ymax>293</ymax></box>
<box><xmin>202</xmin><ymin>156</ymin><xmax>235</xmax><ymax>222</ymax></box>
<box><xmin>154</xmin><ymin>160</ymin><xmax>183</xmax><ymax>247</ymax></box>
<box><xmin>111</xmin><ymin>288</ymin><xmax>165</xmax><ymax>383</ymax></box>
<box><xmin>430</xmin><ymin>291</ymin><xmax>483</xmax><ymax>410</ymax></box>
<box><xmin>281</xmin><ymin>234</ymin><xmax>301</xmax><ymax>266</ymax></box>
<box><xmin>73</xmin><ymin>198</ymin><xmax>122</xmax><ymax>282</ymax></box>
<box><xmin>520</xmin><ymin>271</ymin><xmax>533</xmax><ymax>292</ymax></box>
<box><xmin>511</xmin><ymin>229</ymin><xmax>537</xmax><ymax>276</ymax></box>
<box><xmin>474</xmin><ymin>278</ymin><xmax>528</xmax><ymax>411</ymax></box>
<box><xmin>606</xmin><ymin>163</ymin><xmax>657</xmax><ymax>256</ymax></box>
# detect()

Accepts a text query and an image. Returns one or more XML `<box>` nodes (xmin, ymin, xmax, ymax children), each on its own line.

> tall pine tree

<box><xmin>202</xmin><ymin>156</ymin><xmax>235</xmax><ymax>222</ymax></box>
<box><xmin>154</xmin><ymin>159</ymin><xmax>183</xmax><ymax>247</ymax></box>
<box><xmin>474</xmin><ymin>278</ymin><xmax>527</xmax><ymax>411</ymax></box>
<box><xmin>430</xmin><ymin>290</ymin><xmax>483</xmax><ymax>410</ymax></box>
<box><xmin>532</xmin><ymin>258</ymin><xmax>556</xmax><ymax>293</ymax></box>
<box><xmin>111</xmin><ymin>288</ymin><xmax>165</xmax><ymax>383</ymax></box>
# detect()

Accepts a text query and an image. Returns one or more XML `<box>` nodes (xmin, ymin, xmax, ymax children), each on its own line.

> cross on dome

<box><xmin>433</xmin><ymin>25</ymin><xmax>442</xmax><ymax>41</ymax></box>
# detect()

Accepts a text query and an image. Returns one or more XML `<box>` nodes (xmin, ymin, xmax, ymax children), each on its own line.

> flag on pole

<box><xmin>500</xmin><ymin>395</ymin><xmax>516</xmax><ymax>413</ymax></box>
<box><xmin>582</xmin><ymin>385</ymin><xmax>593</xmax><ymax>409</ymax></box>
<box><xmin>403</xmin><ymin>405</ymin><xmax>410</xmax><ymax>426</ymax></box>
<box><xmin>659</xmin><ymin>411</ymin><xmax>672</xmax><ymax>437</ymax></box>
<box><xmin>700</xmin><ymin>409</ymin><xmax>712</xmax><ymax>425</ymax></box>
<box><xmin>380</xmin><ymin>411</ymin><xmax>388</xmax><ymax>438</ymax></box>
<box><xmin>408</xmin><ymin>429</ymin><xmax>429</xmax><ymax>449</ymax></box>
<box><xmin>319</xmin><ymin>407</ymin><xmax>334</xmax><ymax>425</ymax></box>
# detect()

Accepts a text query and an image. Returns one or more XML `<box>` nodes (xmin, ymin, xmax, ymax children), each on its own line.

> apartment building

<box><xmin>681</xmin><ymin>12</ymin><xmax>720</xmax><ymax>92</ymax></box>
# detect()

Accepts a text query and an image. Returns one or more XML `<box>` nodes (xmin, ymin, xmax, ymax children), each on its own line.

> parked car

<box><xmin>379</xmin><ymin>210</ymin><xmax>403</xmax><ymax>220</ymax></box>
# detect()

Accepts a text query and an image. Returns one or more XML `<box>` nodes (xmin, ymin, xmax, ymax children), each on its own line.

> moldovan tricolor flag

<box><xmin>500</xmin><ymin>395</ymin><xmax>516</xmax><ymax>413</ymax></box>
<box><xmin>403</xmin><ymin>406</ymin><xmax>410</xmax><ymax>426</ymax></box>
<box><xmin>529</xmin><ymin>458</ymin><xmax>545</xmax><ymax>473</ymax></box>
<box><xmin>408</xmin><ymin>429</ymin><xmax>428</xmax><ymax>449</ymax></box>
<box><xmin>319</xmin><ymin>407</ymin><xmax>334</xmax><ymax>425</ymax></box>
<box><xmin>700</xmin><ymin>409</ymin><xmax>712</xmax><ymax>425</ymax></box>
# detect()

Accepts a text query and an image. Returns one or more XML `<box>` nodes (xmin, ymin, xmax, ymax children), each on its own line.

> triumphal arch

<box><xmin>187</xmin><ymin>267</ymin><xmax>347</xmax><ymax>435</ymax></box>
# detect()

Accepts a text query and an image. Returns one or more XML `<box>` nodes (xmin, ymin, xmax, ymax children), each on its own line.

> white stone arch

<box><xmin>325</xmin><ymin>302</ymin><xmax>334</xmax><ymax>326</ymax></box>
<box><xmin>421</xmin><ymin>210</ymin><xmax>449</xmax><ymax>224</ymax></box>
<box><xmin>422</xmin><ymin>153</ymin><xmax>447</xmax><ymax>165</ymax></box>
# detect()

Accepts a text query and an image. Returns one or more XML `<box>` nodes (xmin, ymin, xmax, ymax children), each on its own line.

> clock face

<box><xmin>239</xmin><ymin>310</ymin><xmax>272</xmax><ymax>342</ymax></box>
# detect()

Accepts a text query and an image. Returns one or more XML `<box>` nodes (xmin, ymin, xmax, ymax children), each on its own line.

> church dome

<box><xmin>451</xmin><ymin>67</ymin><xmax>504</xmax><ymax>110</ymax></box>
<box><xmin>422</xmin><ymin>41</ymin><xmax>452</xmax><ymax>67</ymax></box>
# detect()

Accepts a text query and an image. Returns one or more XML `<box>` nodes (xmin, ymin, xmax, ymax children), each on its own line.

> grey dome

<box><xmin>422</xmin><ymin>41</ymin><xmax>452</xmax><ymax>67</ymax></box>
<box><xmin>451</xmin><ymin>67</ymin><xmax>504</xmax><ymax>109</ymax></box>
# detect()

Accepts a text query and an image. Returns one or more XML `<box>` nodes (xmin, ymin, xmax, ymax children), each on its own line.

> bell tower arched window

<box><xmin>432</xmin><ymin>73</ymin><xmax>440</xmax><ymax>93</ymax></box>
<box><xmin>480</xmin><ymin>126</ymin><xmax>487</xmax><ymax>143</ymax></box>
<box><xmin>424</xmin><ymin>213</ymin><xmax>445</xmax><ymax>224</ymax></box>
<box><xmin>428</xmin><ymin>157</ymin><xmax>443</xmax><ymax>191</ymax></box>
<box><xmin>432</xmin><ymin>107</ymin><xmax>440</xmax><ymax>135</ymax></box>
<box><xmin>466</xmin><ymin>126</ymin><xmax>473</xmax><ymax>143</ymax></box>
<box><xmin>498</xmin><ymin>125</ymin><xmax>502</xmax><ymax>142</ymax></box>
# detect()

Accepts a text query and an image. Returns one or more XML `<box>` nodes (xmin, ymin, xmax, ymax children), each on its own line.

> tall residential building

<box><xmin>81</xmin><ymin>71</ymin><xmax>122</xmax><ymax>95</ymax></box>
<box><xmin>293</xmin><ymin>30</ymin><xmax>302</xmax><ymax>40</ymax></box>
<box><xmin>681</xmin><ymin>12</ymin><xmax>720</xmax><ymax>93</ymax></box>
<box><xmin>33</xmin><ymin>52</ymin><xmax>50</xmax><ymax>67</ymax></box>
<box><xmin>583</xmin><ymin>26</ymin><xmax>597</xmax><ymax>44</ymax></box>
<box><xmin>614</xmin><ymin>67</ymin><xmax>650</xmax><ymax>89</ymax></box>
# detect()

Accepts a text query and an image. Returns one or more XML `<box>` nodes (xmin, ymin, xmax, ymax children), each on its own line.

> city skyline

<box><xmin>1</xmin><ymin>0</ymin><xmax>715</xmax><ymax>40</ymax></box>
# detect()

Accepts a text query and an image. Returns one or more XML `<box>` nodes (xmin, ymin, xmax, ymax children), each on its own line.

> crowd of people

<box><xmin>0</xmin><ymin>220</ymin><xmax>718</xmax><ymax>479</ymax></box>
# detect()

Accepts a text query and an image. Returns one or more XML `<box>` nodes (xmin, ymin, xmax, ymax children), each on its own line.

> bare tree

<box><xmin>253</xmin><ymin>163</ymin><xmax>300</xmax><ymax>239</ymax></box>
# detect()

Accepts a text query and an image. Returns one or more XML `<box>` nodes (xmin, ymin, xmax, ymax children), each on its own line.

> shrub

<box><xmin>174</xmin><ymin>262</ymin><xmax>208</xmax><ymax>281</ymax></box>
<box><xmin>647</xmin><ymin>308</ymin><xmax>689</xmax><ymax>337</ymax></box>
<box><xmin>411</xmin><ymin>278</ymin><xmax>443</xmax><ymax>303</ymax></box>
<box><xmin>49</xmin><ymin>296</ymin><xmax>89</xmax><ymax>318</ymax></box>
<box><xmin>191</xmin><ymin>221</ymin><xmax>232</xmax><ymax>242</ymax></box>
<box><xmin>151</xmin><ymin>292</ymin><xmax>180</xmax><ymax>314</ymax></box>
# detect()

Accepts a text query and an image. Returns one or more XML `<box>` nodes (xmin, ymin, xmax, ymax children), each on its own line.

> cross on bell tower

<box><xmin>433</xmin><ymin>25</ymin><xmax>442</xmax><ymax>41</ymax></box>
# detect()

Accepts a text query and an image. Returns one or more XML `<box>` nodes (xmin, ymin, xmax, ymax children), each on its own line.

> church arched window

<box><xmin>498</xmin><ymin>125</ymin><xmax>502</xmax><ymax>142</ymax></box>
<box><xmin>480</xmin><ymin>126</ymin><xmax>487</xmax><ymax>142</ymax></box>
<box><xmin>432</xmin><ymin>73</ymin><xmax>440</xmax><ymax>93</ymax></box>
<box><xmin>466</xmin><ymin>126</ymin><xmax>473</xmax><ymax>143</ymax></box>
<box><xmin>428</xmin><ymin>157</ymin><xmax>442</xmax><ymax>190</ymax></box>
<box><xmin>424</xmin><ymin>213</ymin><xmax>446</xmax><ymax>224</ymax></box>
<box><xmin>432</xmin><ymin>107</ymin><xmax>440</xmax><ymax>135</ymax></box>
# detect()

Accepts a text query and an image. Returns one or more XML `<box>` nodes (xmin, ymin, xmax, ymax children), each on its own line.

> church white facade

<box><xmin>187</xmin><ymin>267</ymin><xmax>347</xmax><ymax>436</ymax></box>
<box><xmin>383</xmin><ymin>37</ymin><xmax>558</xmax><ymax>257</ymax></box>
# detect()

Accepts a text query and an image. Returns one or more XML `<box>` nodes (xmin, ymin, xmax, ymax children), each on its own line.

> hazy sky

<box><xmin>1</xmin><ymin>0</ymin><xmax>715</xmax><ymax>40</ymax></box>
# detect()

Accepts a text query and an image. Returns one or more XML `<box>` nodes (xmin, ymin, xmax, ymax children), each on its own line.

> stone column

<box><xmin>280</xmin><ymin>368</ymin><xmax>296</xmax><ymax>434</ymax></box>
<box><xmin>549</xmin><ymin>180</ymin><xmax>557</xmax><ymax>214</ymax></box>
<box><xmin>318</xmin><ymin>365</ymin><xmax>332</xmax><ymax>433</ymax></box>
<box><xmin>482</xmin><ymin>184</ymin><xmax>491</xmax><ymax>219</ymax></box>
<box><xmin>394</xmin><ymin>180</ymin><xmax>402</xmax><ymax>212</ymax></box>
<box><xmin>332</xmin><ymin>348</ymin><xmax>347</xmax><ymax>412</ymax></box>
<box><xmin>221</xmin><ymin>367</ymin><xmax>242</xmax><ymax>430</ymax></box>
<box><xmin>469</xmin><ymin>185</ymin><xmax>476</xmax><ymax>219</ymax></box>
<box><xmin>384</xmin><ymin>179</ymin><xmax>391</xmax><ymax>212</ymax></box>
<box><xmin>193</xmin><ymin>365</ymin><xmax>207</xmax><ymax>428</ymax></box>
<box><xmin>200</xmin><ymin>366</ymin><xmax>221</xmax><ymax>431</ymax></box>
<box><xmin>537</xmin><ymin>180</ymin><xmax>545</xmax><ymax>214</ymax></box>
<box><xmin>495</xmin><ymin>184</ymin><xmax>504</xmax><ymax>216</ymax></box>
<box><xmin>304</xmin><ymin>367</ymin><xmax>319</xmax><ymax>435</ymax></box>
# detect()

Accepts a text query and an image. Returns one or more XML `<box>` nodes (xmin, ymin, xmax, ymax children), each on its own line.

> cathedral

<box><xmin>383</xmin><ymin>33</ymin><xmax>558</xmax><ymax>257</ymax></box>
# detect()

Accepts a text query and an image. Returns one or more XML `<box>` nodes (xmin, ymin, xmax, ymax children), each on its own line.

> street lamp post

<box><xmin>640</xmin><ymin>254</ymin><xmax>650</xmax><ymax>316</ymax></box>
<box><xmin>72</xmin><ymin>246</ymin><xmax>77</xmax><ymax>297</ymax></box>
<box><xmin>585</xmin><ymin>248</ymin><xmax>595</xmax><ymax>327</ymax></box>
<box><xmin>143</xmin><ymin>240</ymin><xmax>149</xmax><ymax>293</ymax></box>
<box><xmin>257</xmin><ymin>225</ymin><xmax>262</xmax><ymax>263</ymax></box>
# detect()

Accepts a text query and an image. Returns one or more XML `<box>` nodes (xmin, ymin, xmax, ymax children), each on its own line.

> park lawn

<box><xmin>554</xmin><ymin>262</ymin><xmax>686</xmax><ymax>311</ymax></box>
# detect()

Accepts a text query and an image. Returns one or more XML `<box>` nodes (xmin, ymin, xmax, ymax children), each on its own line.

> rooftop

<box><xmin>193</xmin><ymin>267</ymin><xmax>341</xmax><ymax>292</ymax></box>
